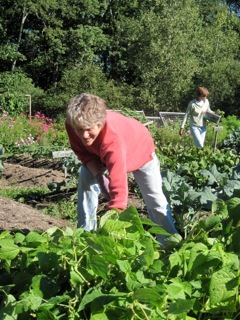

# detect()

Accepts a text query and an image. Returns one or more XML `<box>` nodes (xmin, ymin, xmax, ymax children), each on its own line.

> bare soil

<box><xmin>0</xmin><ymin>156</ymin><xmax>143</xmax><ymax>233</ymax></box>
<box><xmin>0</xmin><ymin>156</ymin><xmax>74</xmax><ymax>233</ymax></box>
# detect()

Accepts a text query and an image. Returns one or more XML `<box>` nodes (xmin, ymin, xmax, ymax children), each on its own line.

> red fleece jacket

<box><xmin>65</xmin><ymin>111</ymin><xmax>155</xmax><ymax>209</ymax></box>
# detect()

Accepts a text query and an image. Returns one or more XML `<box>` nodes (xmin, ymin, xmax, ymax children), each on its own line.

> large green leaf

<box><xmin>89</xmin><ymin>255</ymin><xmax>109</xmax><ymax>280</ymax></box>
<box><xmin>201</xmin><ymin>164</ymin><xmax>227</xmax><ymax>186</ymax></box>
<box><xmin>132</xmin><ymin>288</ymin><xmax>162</xmax><ymax>304</ymax></box>
<box><xmin>101</xmin><ymin>219</ymin><xmax>131</xmax><ymax>236</ymax></box>
<box><xmin>91</xmin><ymin>314</ymin><xmax>108</xmax><ymax>320</ymax></box>
<box><xmin>204</xmin><ymin>215</ymin><xmax>221</xmax><ymax>231</ymax></box>
<box><xmin>31</xmin><ymin>274</ymin><xmax>60</xmax><ymax>300</ymax></box>
<box><xmin>167</xmin><ymin>278</ymin><xmax>192</xmax><ymax>300</ymax></box>
<box><xmin>186</xmin><ymin>242</ymin><xmax>209</xmax><ymax>274</ymax></box>
<box><xmin>99</xmin><ymin>210</ymin><xmax>119</xmax><ymax>229</ymax></box>
<box><xmin>0</xmin><ymin>238</ymin><xmax>19</xmax><ymax>260</ymax></box>
<box><xmin>209</xmin><ymin>267</ymin><xmax>238</xmax><ymax>312</ymax></box>
<box><xmin>0</xmin><ymin>294</ymin><xmax>17</xmax><ymax>319</ymax></box>
<box><xmin>39</xmin><ymin>294</ymin><xmax>70</xmax><ymax>310</ymax></box>
<box><xmin>211</xmin><ymin>199</ymin><xmax>228</xmax><ymax>218</ymax></box>
<box><xmin>16</xmin><ymin>291</ymin><xmax>42</xmax><ymax>313</ymax></box>
<box><xmin>25</xmin><ymin>231</ymin><xmax>47</xmax><ymax>245</ymax></box>
<box><xmin>223</xmin><ymin>180</ymin><xmax>240</xmax><ymax>197</ymax></box>
<box><xmin>199</xmin><ymin>186</ymin><xmax>218</xmax><ymax>205</ymax></box>
<box><xmin>226</xmin><ymin>197</ymin><xmax>240</xmax><ymax>224</ymax></box>
<box><xmin>119</xmin><ymin>206</ymin><xmax>145</xmax><ymax>235</ymax></box>
<box><xmin>168</xmin><ymin>298</ymin><xmax>195</xmax><ymax>315</ymax></box>
<box><xmin>78</xmin><ymin>288</ymin><xmax>126</xmax><ymax>312</ymax></box>
<box><xmin>36</xmin><ymin>309</ymin><xmax>56</xmax><ymax>320</ymax></box>
<box><xmin>138</xmin><ymin>237</ymin><xmax>155</xmax><ymax>267</ymax></box>
<box><xmin>116</xmin><ymin>259</ymin><xmax>131</xmax><ymax>273</ymax></box>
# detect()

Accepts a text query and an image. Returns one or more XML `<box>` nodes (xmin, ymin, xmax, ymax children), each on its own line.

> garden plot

<box><xmin>0</xmin><ymin>157</ymin><xmax>74</xmax><ymax>232</ymax></box>
<box><xmin>0</xmin><ymin>156</ymin><xmax>144</xmax><ymax>232</ymax></box>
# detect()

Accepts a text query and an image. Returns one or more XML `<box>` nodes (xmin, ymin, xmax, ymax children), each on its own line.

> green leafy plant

<box><xmin>159</xmin><ymin>145</ymin><xmax>239</xmax><ymax>178</ymax></box>
<box><xmin>42</xmin><ymin>200</ymin><xmax>77</xmax><ymax>220</ymax></box>
<box><xmin>62</xmin><ymin>152</ymin><xmax>81</xmax><ymax>183</ymax></box>
<box><xmin>162</xmin><ymin>162</ymin><xmax>240</xmax><ymax>238</ymax></box>
<box><xmin>0</xmin><ymin>187</ymin><xmax>49</xmax><ymax>203</ymax></box>
<box><xmin>0</xmin><ymin>204</ymin><xmax>239</xmax><ymax>319</ymax></box>
<box><xmin>220</xmin><ymin>129</ymin><xmax>240</xmax><ymax>154</ymax></box>
<box><xmin>0</xmin><ymin>71</ymin><xmax>43</xmax><ymax>117</ymax></box>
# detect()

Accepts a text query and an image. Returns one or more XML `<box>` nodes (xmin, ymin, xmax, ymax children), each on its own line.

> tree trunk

<box><xmin>11</xmin><ymin>6</ymin><xmax>28</xmax><ymax>73</ymax></box>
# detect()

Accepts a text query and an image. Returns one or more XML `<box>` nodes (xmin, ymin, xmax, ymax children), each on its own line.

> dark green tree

<box><xmin>0</xmin><ymin>0</ymin><xmax>240</xmax><ymax>116</ymax></box>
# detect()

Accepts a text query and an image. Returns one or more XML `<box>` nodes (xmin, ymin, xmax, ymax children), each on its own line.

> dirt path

<box><xmin>0</xmin><ymin>196</ymin><xmax>72</xmax><ymax>232</ymax></box>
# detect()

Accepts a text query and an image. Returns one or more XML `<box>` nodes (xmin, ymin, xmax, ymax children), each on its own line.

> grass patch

<box><xmin>0</xmin><ymin>187</ymin><xmax>49</xmax><ymax>202</ymax></box>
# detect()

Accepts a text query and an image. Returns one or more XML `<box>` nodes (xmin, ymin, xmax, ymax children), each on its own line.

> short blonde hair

<box><xmin>66</xmin><ymin>93</ymin><xmax>107</xmax><ymax>129</ymax></box>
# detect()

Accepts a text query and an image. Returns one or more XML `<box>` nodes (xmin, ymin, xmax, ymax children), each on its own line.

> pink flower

<box><xmin>43</xmin><ymin>124</ymin><xmax>49</xmax><ymax>132</ymax></box>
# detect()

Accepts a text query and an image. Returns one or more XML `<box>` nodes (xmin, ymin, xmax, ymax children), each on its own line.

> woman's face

<box><xmin>74</xmin><ymin>124</ymin><xmax>103</xmax><ymax>146</ymax></box>
<box><xmin>198</xmin><ymin>94</ymin><xmax>208</xmax><ymax>102</ymax></box>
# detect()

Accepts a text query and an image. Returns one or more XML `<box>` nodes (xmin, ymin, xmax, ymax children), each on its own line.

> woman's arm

<box><xmin>86</xmin><ymin>159</ymin><xmax>106</xmax><ymax>177</ymax></box>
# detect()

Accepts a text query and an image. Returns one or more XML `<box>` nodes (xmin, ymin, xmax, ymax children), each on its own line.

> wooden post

<box><xmin>25</xmin><ymin>94</ymin><xmax>32</xmax><ymax>118</ymax></box>
<box><xmin>213</xmin><ymin>126</ymin><xmax>223</xmax><ymax>151</ymax></box>
<box><xmin>52</xmin><ymin>150</ymin><xmax>74</xmax><ymax>177</ymax></box>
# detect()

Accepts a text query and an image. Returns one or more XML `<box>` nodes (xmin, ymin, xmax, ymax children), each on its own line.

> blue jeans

<box><xmin>190</xmin><ymin>125</ymin><xmax>206</xmax><ymax>148</ymax></box>
<box><xmin>77</xmin><ymin>153</ymin><xmax>178</xmax><ymax>245</ymax></box>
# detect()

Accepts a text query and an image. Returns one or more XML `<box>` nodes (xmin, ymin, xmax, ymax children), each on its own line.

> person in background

<box><xmin>65</xmin><ymin>93</ymin><xmax>178</xmax><ymax>246</ymax></box>
<box><xmin>179</xmin><ymin>86</ymin><xmax>212</xmax><ymax>148</ymax></box>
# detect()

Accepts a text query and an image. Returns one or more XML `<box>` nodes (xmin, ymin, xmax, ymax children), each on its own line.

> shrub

<box><xmin>0</xmin><ymin>71</ymin><xmax>44</xmax><ymax>117</ymax></box>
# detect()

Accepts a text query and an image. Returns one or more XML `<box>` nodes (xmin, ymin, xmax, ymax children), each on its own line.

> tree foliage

<box><xmin>0</xmin><ymin>0</ymin><xmax>240</xmax><ymax>116</ymax></box>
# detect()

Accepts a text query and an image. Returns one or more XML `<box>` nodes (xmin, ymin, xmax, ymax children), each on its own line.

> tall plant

<box><xmin>0</xmin><ymin>71</ymin><xmax>43</xmax><ymax>117</ymax></box>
